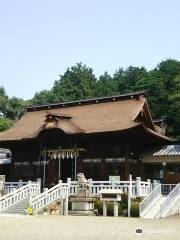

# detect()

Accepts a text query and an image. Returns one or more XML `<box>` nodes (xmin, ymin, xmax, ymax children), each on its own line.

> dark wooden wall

<box><xmin>2</xmin><ymin>129</ymin><xmax>143</xmax><ymax>185</ymax></box>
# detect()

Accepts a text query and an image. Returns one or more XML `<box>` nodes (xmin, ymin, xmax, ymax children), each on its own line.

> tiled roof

<box><xmin>153</xmin><ymin>145</ymin><xmax>180</xmax><ymax>156</ymax></box>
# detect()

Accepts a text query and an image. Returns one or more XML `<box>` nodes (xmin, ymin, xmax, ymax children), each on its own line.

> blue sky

<box><xmin>0</xmin><ymin>0</ymin><xmax>180</xmax><ymax>99</ymax></box>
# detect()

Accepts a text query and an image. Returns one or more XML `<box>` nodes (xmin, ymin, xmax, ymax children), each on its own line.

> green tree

<box><xmin>113</xmin><ymin>66</ymin><xmax>148</xmax><ymax>93</ymax></box>
<box><xmin>95</xmin><ymin>72</ymin><xmax>117</xmax><ymax>97</ymax></box>
<box><xmin>6</xmin><ymin>97</ymin><xmax>26</xmax><ymax>120</ymax></box>
<box><xmin>167</xmin><ymin>74</ymin><xmax>180</xmax><ymax>139</ymax></box>
<box><xmin>32</xmin><ymin>90</ymin><xmax>54</xmax><ymax>105</ymax></box>
<box><xmin>157</xmin><ymin>59</ymin><xmax>180</xmax><ymax>92</ymax></box>
<box><xmin>0</xmin><ymin>118</ymin><xmax>14</xmax><ymax>132</ymax></box>
<box><xmin>0</xmin><ymin>86</ymin><xmax>9</xmax><ymax>117</ymax></box>
<box><xmin>52</xmin><ymin>63</ymin><xmax>97</xmax><ymax>102</ymax></box>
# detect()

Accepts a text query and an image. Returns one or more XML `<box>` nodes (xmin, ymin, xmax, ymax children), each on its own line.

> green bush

<box><xmin>130</xmin><ymin>201</ymin><xmax>139</xmax><ymax>217</ymax></box>
<box><xmin>94</xmin><ymin>199</ymin><xmax>121</xmax><ymax>216</ymax></box>
<box><xmin>94</xmin><ymin>192</ymin><xmax>129</xmax><ymax>216</ymax></box>
<box><xmin>121</xmin><ymin>192</ymin><xmax>128</xmax><ymax>205</ymax></box>
<box><xmin>94</xmin><ymin>199</ymin><xmax>103</xmax><ymax>215</ymax></box>
<box><xmin>135</xmin><ymin>196</ymin><xmax>143</xmax><ymax>203</ymax></box>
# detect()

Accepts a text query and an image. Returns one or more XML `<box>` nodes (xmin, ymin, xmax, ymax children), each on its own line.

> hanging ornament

<box><xmin>53</xmin><ymin>152</ymin><xmax>56</xmax><ymax>159</ymax></box>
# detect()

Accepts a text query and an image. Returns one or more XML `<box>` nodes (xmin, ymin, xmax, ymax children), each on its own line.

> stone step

<box><xmin>5</xmin><ymin>209</ymin><xmax>27</xmax><ymax>213</ymax></box>
<box><xmin>2</xmin><ymin>198</ymin><xmax>29</xmax><ymax>215</ymax></box>
<box><xmin>142</xmin><ymin>196</ymin><xmax>167</xmax><ymax>219</ymax></box>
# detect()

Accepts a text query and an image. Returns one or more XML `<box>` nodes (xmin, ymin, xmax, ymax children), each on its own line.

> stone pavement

<box><xmin>0</xmin><ymin>215</ymin><xmax>179</xmax><ymax>240</ymax></box>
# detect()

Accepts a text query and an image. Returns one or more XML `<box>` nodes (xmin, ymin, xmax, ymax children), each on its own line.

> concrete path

<box><xmin>0</xmin><ymin>215</ymin><xmax>179</xmax><ymax>240</ymax></box>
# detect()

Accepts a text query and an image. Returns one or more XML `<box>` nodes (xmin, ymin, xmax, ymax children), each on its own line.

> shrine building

<box><xmin>0</xmin><ymin>91</ymin><xmax>175</xmax><ymax>186</ymax></box>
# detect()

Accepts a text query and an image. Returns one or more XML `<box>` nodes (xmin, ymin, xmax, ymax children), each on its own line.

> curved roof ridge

<box><xmin>143</xmin><ymin>125</ymin><xmax>176</xmax><ymax>142</ymax></box>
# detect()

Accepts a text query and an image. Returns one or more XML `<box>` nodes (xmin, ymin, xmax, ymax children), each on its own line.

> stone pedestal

<box><xmin>69</xmin><ymin>197</ymin><xmax>96</xmax><ymax>216</ymax></box>
<box><xmin>69</xmin><ymin>173</ymin><xmax>97</xmax><ymax>215</ymax></box>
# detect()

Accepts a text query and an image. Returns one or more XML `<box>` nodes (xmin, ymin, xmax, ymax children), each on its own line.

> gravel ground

<box><xmin>0</xmin><ymin>215</ymin><xmax>179</xmax><ymax>240</ymax></box>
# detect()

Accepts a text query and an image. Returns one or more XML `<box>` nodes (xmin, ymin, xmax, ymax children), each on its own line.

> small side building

<box><xmin>143</xmin><ymin>145</ymin><xmax>180</xmax><ymax>183</ymax></box>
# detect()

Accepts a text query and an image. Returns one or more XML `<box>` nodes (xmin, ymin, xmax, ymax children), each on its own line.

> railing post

<box><xmin>147</xmin><ymin>179</ymin><xmax>151</xmax><ymax>193</ymax></box>
<box><xmin>28</xmin><ymin>180</ymin><xmax>32</xmax><ymax>207</ymax></box>
<box><xmin>88</xmin><ymin>178</ymin><xmax>92</xmax><ymax>194</ymax></box>
<box><xmin>18</xmin><ymin>180</ymin><xmax>23</xmax><ymax>188</ymax></box>
<box><xmin>153</xmin><ymin>180</ymin><xmax>158</xmax><ymax>189</ymax></box>
<box><xmin>43</xmin><ymin>188</ymin><xmax>48</xmax><ymax>206</ymax></box>
<box><xmin>67</xmin><ymin>178</ymin><xmax>71</xmax><ymax>194</ymax></box>
<box><xmin>64</xmin><ymin>190</ymin><xmax>69</xmax><ymax>216</ymax></box>
<box><xmin>29</xmin><ymin>195</ymin><xmax>32</xmax><ymax>208</ymax></box>
<box><xmin>111</xmin><ymin>180</ymin><xmax>115</xmax><ymax>189</ymax></box>
<box><xmin>59</xmin><ymin>196</ymin><xmax>64</xmax><ymax>215</ymax></box>
<box><xmin>28</xmin><ymin>180</ymin><xmax>32</xmax><ymax>197</ymax></box>
<box><xmin>44</xmin><ymin>188</ymin><xmax>48</xmax><ymax>192</ymax></box>
<box><xmin>136</xmin><ymin>177</ymin><xmax>141</xmax><ymax>196</ymax></box>
<box><xmin>58</xmin><ymin>180</ymin><xmax>63</xmax><ymax>207</ymax></box>
<box><xmin>128</xmin><ymin>174</ymin><xmax>132</xmax><ymax>217</ymax></box>
<box><xmin>37</xmin><ymin>178</ymin><xmax>41</xmax><ymax>193</ymax></box>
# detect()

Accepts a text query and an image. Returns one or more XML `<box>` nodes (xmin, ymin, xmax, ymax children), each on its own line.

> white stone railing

<box><xmin>4</xmin><ymin>181</ymin><xmax>28</xmax><ymax>194</ymax></box>
<box><xmin>139</xmin><ymin>183</ymin><xmax>161</xmax><ymax>217</ymax></box>
<box><xmin>30</xmin><ymin>181</ymin><xmax>69</xmax><ymax>214</ymax></box>
<box><xmin>161</xmin><ymin>184</ymin><xmax>176</xmax><ymax>195</ymax></box>
<box><xmin>0</xmin><ymin>181</ymin><xmax>40</xmax><ymax>213</ymax></box>
<box><xmin>69</xmin><ymin>177</ymin><xmax>151</xmax><ymax>197</ymax></box>
<box><xmin>4</xmin><ymin>179</ymin><xmax>41</xmax><ymax>194</ymax></box>
<box><xmin>160</xmin><ymin>183</ymin><xmax>180</xmax><ymax>218</ymax></box>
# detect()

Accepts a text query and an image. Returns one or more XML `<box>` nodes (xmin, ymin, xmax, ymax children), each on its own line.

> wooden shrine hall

<box><xmin>0</xmin><ymin>91</ymin><xmax>174</xmax><ymax>186</ymax></box>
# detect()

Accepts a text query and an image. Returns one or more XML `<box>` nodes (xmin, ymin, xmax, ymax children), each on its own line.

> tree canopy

<box><xmin>0</xmin><ymin>59</ymin><xmax>179</xmax><ymax>141</ymax></box>
<box><xmin>52</xmin><ymin>63</ymin><xmax>97</xmax><ymax>102</ymax></box>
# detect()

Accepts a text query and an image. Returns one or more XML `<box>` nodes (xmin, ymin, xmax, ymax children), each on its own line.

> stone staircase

<box><xmin>140</xmin><ymin>184</ymin><xmax>180</xmax><ymax>219</ymax></box>
<box><xmin>141</xmin><ymin>196</ymin><xmax>167</xmax><ymax>219</ymax></box>
<box><xmin>0</xmin><ymin>181</ymin><xmax>41</xmax><ymax>215</ymax></box>
<box><xmin>2</xmin><ymin>198</ymin><xmax>29</xmax><ymax>215</ymax></box>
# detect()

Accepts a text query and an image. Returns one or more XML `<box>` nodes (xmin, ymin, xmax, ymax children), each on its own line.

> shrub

<box><xmin>130</xmin><ymin>201</ymin><xmax>139</xmax><ymax>217</ymax></box>
<box><xmin>135</xmin><ymin>196</ymin><xmax>143</xmax><ymax>202</ymax></box>
<box><xmin>121</xmin><ymin>192</ymin><xmax>128</xmax><ymax>205</ymax></box>
<box><xmin>94</xmin><ymin>192</ymin><xmax>129</xmax><ymax>216</ymax></box>
<box><xmin>94</xmin><ymin>199</ymin><xmax>122</xmax><ymax>216</ymax></box>
<box><xmin>94</xmin><ymin>199</ymin><xmax>103</xmax><ymax>215</ymax></box>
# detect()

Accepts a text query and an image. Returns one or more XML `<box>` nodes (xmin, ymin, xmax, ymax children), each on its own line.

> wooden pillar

<box><xmin>162</xmin><ymin>162</ymin><xmax>167</xmax><ymax>184</ymax></box>
<box><xmin>74</xmin><ymin>155</ymin><xmax>77</xmax><ymax>180</ymax></box>
<box><xmin>43</xmin><ymin>150</ymin><xmax>46</xmax><ymax>188</ymax></box>
<box><xmin>124</xmin><ymin>146</ymin><xmax>130</xmax><ymax>180</ymax></box>
<box><xmin>58</xmin><ymin>157</ymin><xmax>61</xmax><ymax>180</ymax></box>
<box><xmin>124</xmin><ymin>156</ymin><xmax>129</xmax><ymax>180</ymax></box>
<box><xmin>101</xmin><ymin>158</ymin><xmax>106</xmax><ymax>180</ymax></box>
<box><xmin>140</xmin><ymin>161</ymin><xmax>145</xmax><ymax>180</ymax></box>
